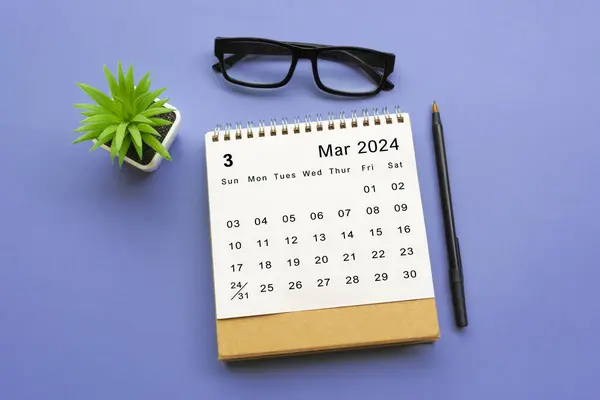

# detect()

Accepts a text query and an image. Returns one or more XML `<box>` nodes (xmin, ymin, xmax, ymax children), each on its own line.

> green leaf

<box><xmin>90</xmin><ymin>125</ymin><xmax>119</xmax><ymax>150</ymax></box>
<box><xmin>74</xmin><ymin>121</ymin><xmax>114</xmax><ymax>133</ymax></box>
<box><xmin>90</xmin><ymin>132</ymin><xmax>116</xmax><ymax>152</ymax></box>
<box><xmin>131</xmin><ymin>114</ymin><xmax>154</xmax><ymax>124</ymax></box>
<box><xmin>80</xmin><ymin>111</ymin><xmax>96</xmax><ymax>117</ymax></box>
<box><xmin>148</xmin><ymin>117</ymin><xmax>173</xmax><ymax>126</ymax></box>
<box><xmin>110</xmin><ymin>135</ymin><xmax>119</xmax><ymax>162</ymax></box>
<box><xmin>137</xmin><ymin>123</ymin><xmax>160</xmax><ymax>136</ymax></box>
<box><xmin>133</xmin><ymin>72</ymin><xmax>151</xmax><ymax>99</ymax></box>
<box><xmin>117</xmin><ymin>61</ymin><xmax>126</xmax><ymax>96</ymax></box>
<box><xmin>128</xmin><ymin>124</ymin><xmax>143</xmax><ymax>159</ymax></box>
<box><xmin>73</xmin><ymin>103</ymin><xmax>109</xmax><ymax>113</ymax></box>
<box><xmin>115</xmin><ymin>122</ymin><xmax>128</xmax><ymax>149</ymax></box>
<box><xmin>80</xmin><ymin>114</ymin><xmax>122</xmax><ymax>125</ymax></box>
<box><xmin>103</xmin><ymin>65</ymin><xmax>121</xmax><ymax>99</ymax></box>
<box><xmin>140</xmin><ymin>107</ymin><xmax>173</xmax><ymax>118</ymax></box>
<box><xmin>76</xmin><ymin>83</ymin><xmax>119</xmax><ymax>114</ymax></box>
<box><xmin>141</xmin><ymin>133</ymin><xmax>172</xmax><ymax>161</ymax></box>
<box><xmin>72</xmin><ymin>129</ymin><xmax>102</xmax><ymax>144</ymax></box>
<box><xmin>134</xmin><ymin>87</ymin><xmax>166</xmax><ymax>114</ymax></box>
<box><xmin>148</xmin><ymin>98</ymin><xmax>169</xmax><ymax>109</ymax></box>
<box><xmin>115</xmin><ymin>96</ymin><xmax>131</xmax><ymax>120</ymax></box>
<box><xmin>125</xmin><ymin>64</ymin><xmax>135</xmax><ymax>99</ymax></box>
<box><xmin>118</xmin><ymin>136</ymin><xmax>132</xmax><ymax>167</ymax></box>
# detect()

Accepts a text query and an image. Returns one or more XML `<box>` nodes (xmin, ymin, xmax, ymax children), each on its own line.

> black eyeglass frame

<box><xmin>212</xmin><ymin>37</ymin><xmax>396</xmax><ymax>97</ymax></box>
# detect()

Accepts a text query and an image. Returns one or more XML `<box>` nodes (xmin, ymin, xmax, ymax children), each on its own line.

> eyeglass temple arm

<box><xmin>312</xmin><ymin>49</ymin><xmax>394</xmax><ymax>90</ymax></box>
<box><xmin>213</xmin><ymin>53</ymin><xmax>246</xmax><ymax>72</ymax></box>
<box><xmin>212</xmin><ymin>43</ymin><xmax>394</xmax><ymax>90</ymax></box>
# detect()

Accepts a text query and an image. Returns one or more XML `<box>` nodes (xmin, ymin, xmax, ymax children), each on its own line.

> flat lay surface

<box><xmin>1</xmin><ymin>0</ymin><xmax>599</xmax><ymax>399</ymax></box>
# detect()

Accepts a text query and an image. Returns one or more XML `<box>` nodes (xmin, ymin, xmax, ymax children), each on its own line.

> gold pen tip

<box><xmin>432</xmin><ymin>102</ymin><xmax>439</xmax><ymax>113</ymax></box>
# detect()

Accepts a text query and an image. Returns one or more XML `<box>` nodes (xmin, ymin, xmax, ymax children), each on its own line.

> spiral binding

<box><xmin>211</xmin><ymin>106</ymin><xmax>405</xmax><ymax>142</ymax></box>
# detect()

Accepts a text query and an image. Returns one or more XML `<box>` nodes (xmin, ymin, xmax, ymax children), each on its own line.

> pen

<box><xmin>431</xmin><ymin>101</ymin><xmax>468</xmax><ymax>328</ymax></box>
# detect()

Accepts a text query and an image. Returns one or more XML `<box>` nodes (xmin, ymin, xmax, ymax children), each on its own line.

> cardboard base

<box><xmin>215</xmin><ymin>298</ymin><xmax>440</xmax><ymax>361</ymax></box>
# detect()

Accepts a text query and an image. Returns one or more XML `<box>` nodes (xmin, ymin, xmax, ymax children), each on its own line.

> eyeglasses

<box><xmin>212</xmin><ymin>37</ymin><xmax>396</xmax><ymax>97</ymax></box>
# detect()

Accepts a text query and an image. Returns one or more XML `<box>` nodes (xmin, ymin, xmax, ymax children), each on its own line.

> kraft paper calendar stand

<box><xmin>216</xmin><ymin>298</ymin><xmax>440</xmax><ymax>361</ymax></box>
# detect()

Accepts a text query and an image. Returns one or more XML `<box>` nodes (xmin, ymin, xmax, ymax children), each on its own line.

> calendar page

<box><xmin>204</xmin><ymin>113</ymin><xmax>435</xmax><ymax>319</ymax></box>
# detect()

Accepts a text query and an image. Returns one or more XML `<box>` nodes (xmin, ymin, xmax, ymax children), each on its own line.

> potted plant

<box><xmin>72</xmin><ymin>62</ymin><xmax>181</xmax><ymax>172</ymax></box>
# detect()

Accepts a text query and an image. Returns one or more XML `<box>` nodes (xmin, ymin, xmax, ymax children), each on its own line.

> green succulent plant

<box><xmin>72</xmin><ymin>62</ymin><xmax>174</xmax><ymax>166</ymax></box>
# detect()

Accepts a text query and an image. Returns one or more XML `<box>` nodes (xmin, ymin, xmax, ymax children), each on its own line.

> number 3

<box><xmin>223</xmin><ymin>154</ymin><xmax>233</xmax><ymax>167</ymax></box>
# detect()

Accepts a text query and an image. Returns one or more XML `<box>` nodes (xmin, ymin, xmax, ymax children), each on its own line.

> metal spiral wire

<box><xmin>211</xmin><ymin>106</ymin><xmax>404</xmax><ymax>141</ymax></box>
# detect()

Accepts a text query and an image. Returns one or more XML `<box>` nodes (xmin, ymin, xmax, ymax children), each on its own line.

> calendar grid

<box><xmin>205</xmin><ymin>110</ymin><xmax>435</xmax><ymax>319</ymax></box>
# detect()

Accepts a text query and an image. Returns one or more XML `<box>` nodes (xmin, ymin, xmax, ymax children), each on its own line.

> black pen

<box><xmin>432</xmin><ymin>102</ymin><xmax>468</xmax><ymax>328</ymax></box>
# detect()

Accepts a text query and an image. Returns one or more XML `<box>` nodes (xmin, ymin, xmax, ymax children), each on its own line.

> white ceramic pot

<box><xmin>97</xmin><ymin>101</ymin><xmax>181</xmax><ymax>172</ymax></box>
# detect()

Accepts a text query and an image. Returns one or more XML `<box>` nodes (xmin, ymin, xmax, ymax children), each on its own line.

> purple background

<box><xmin>1</xmin><ymin>0</ymin><xmax>599</xmax><ymax>399</ymax></box>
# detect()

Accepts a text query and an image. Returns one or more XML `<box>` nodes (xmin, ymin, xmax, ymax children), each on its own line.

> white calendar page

<box><xmin>204</xmin><ymin>113</ymin><xmax>435</xmax><ymax>319</ymax></box>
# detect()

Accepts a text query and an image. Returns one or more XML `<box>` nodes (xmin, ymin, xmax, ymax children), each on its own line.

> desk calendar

<box><xmin>205</xmin><ymin>107</ymin><xmax>440</xmax><ymax>360</ymax></box>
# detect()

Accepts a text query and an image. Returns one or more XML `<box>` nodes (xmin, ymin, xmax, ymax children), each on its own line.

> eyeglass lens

<box><xmin>316</xmin><ymin>49</ymin><xmax>384</xmax><ymax>94</ymax></box>
<box><xmin>224</xmin><ymin>42</ymin><xmax>293</xmax><ymax>85</ymax></box>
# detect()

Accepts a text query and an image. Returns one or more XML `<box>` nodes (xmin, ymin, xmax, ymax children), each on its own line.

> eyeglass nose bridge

<box><xmin>294</xmin><ymin>47</ymin><xmax>318</xmax><ymax>60</ymax></box>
